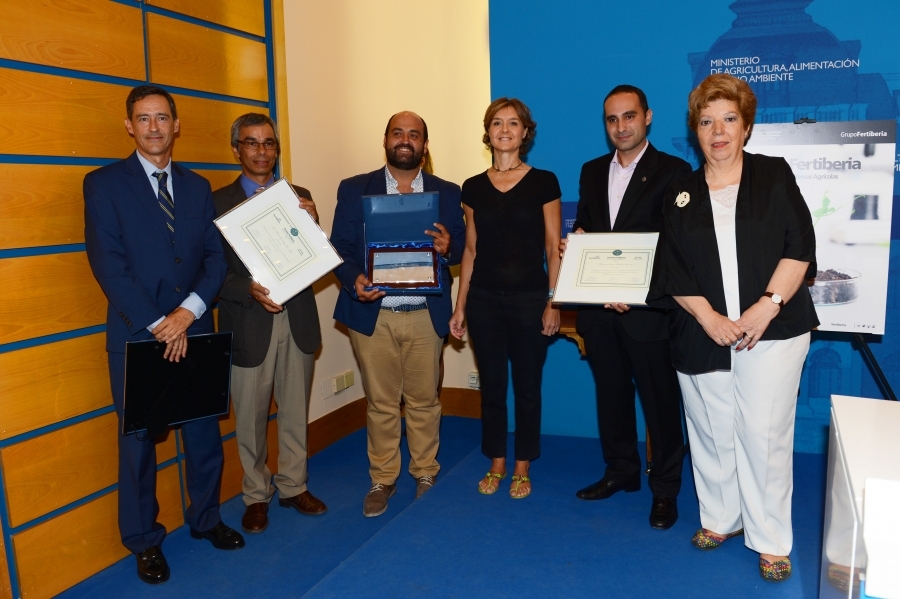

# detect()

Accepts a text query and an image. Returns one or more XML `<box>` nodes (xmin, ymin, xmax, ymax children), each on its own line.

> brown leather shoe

<box><xmin>278</xmin><ymin>490</ymin><xmax>327</xmax><ymax>516</ymax></box>
<box><xmin>241</xmin><ymin>502</ymin><xmax>269</xmax><ymax>534</ymax></box>
<box><xmin>363</xmin><ymin>483</ymin><xmax>396</xmax><ymax>517</ymax></box>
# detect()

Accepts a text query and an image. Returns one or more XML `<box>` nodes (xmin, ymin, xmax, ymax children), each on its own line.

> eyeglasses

<box><xmin>236</xmin><ymin>139</ymin><xmax>278</xmax><ymax>150</ymax></box>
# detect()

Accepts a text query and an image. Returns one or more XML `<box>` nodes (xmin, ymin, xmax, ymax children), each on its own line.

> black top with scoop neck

<box><xmin>461</xmin><ymin>167</ymin><xmax>561</xmax><ymax>292</ymax></box>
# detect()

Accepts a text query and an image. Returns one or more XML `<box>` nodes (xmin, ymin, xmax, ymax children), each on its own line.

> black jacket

<box><xmin>649</xmin><ymin>152</ymin><xmax>819</xmax><ymax>374</ymax></box>
<box><xmin>573</xmin><ymin>143</ymin><xmax>692</xmax><ymax>342</ymax></box>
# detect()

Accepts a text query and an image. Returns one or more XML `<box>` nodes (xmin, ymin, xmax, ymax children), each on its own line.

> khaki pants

<box><xmin>231</xmin><ymin>309</ymin><xmax>314</xmax><ymax>505</ymax></box>
<box><xmin>349</xmin><ymin>308</ymin><xmax>442</xmax><ymax>484</ymax></box>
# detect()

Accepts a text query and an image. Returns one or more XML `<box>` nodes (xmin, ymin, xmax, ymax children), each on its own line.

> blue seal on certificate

<box><xmin>613</xmin><ymin>249</ymin><xmax>622</xmax><ymax>256</ymax></box>
<box><xmin>290</xmin><ymin>227</ymin><xmax>298</xmax><ymax>236</ymax></box>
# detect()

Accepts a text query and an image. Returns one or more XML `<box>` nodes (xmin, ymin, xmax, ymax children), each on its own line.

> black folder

<box><xmin>122</xmin><ymin>332</ymin><xmax>233</xmax><ymax>437</ymax></box>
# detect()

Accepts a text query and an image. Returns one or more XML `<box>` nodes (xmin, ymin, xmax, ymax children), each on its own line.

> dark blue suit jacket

<box><xmin>84</xmin><ymin>151</ymin><xmax>227</xmax><ymax>352</ymax></box>
<box><xmin>331</xmin><ymin>167</ymin><xmax>465</xmax><ymax>337</ymax></box>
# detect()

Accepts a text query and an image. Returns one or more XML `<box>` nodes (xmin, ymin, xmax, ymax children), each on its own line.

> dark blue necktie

<box><xmin>152</xmin><ymin>171</ymin><xmax>175</xmax><ymax>238</ymax></box>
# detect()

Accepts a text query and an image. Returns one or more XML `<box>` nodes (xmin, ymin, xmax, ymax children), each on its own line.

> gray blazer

<box><xmin>213</xmin><ymin>177</ymin><xmax>322</xmax><ymax>367</ymax></box>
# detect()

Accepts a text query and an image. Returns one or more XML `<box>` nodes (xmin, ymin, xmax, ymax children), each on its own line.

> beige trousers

<box><xmin>349</xmin><ymin>308</ymin><xmax>442</xmax><ymax>484</ymax></box>
<box><xmin>231</xmin><ymin>309</ymin><xmax>314</xmax><ymax>505</ymax></box>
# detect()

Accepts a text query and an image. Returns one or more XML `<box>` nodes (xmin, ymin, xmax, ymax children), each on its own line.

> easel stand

<box><xmin>852</xmin><ymin>333</ymin><xmax>898</xmax><ymax>401</ymax></box>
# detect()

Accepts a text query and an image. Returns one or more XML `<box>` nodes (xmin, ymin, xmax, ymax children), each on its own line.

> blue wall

<box><xmin>488</xmin><ymin>0</ymin><xmax>900</xmax><ymax>453</ymax></box>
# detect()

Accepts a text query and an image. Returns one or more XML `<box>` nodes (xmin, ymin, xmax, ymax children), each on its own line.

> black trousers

<box><xmin>466</xmin><ymin>286</ymin><xmax>549</xmax><ymax>461</ymax></box>
<box><xmin>109</xmin><ymin>352</ymin><xmax>224</xmax><ymax>553</ymax></box>
<box><xmin>581</xmin><ymin>314</ymin><xmax>684</xmax><ymax>498</ymax></box>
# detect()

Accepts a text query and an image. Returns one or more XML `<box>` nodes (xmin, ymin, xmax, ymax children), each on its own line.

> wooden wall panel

<box><xmin>308</xmin><ymin>397</ymin><xmax>367</xmax><ymax>457</ymax></box>
<box><xmin>12</xmin><ymin>464</ymin><xmax>183</xmax><ymax>599</ymax></box>
<box><xmin>196</xmin><ymin>169</ymin><xmax>241</xmax><ymax>193</ymax></box>
<box><xmin>272</xmin><ymin>0</ymin><xmax>293</xmax><ymax>182</ymax></box>
<box><xmin>148</xmin><ymin>13</ymin><xmax>268</xmax><ymax>101</ymax></box>
<box><xmin>2</xmin><ymin>413</ymin><xmax>118</xmax><ymax>528</ymax></box>
<box><xmin>171</xmin><ymin>94</ymin><xmax>268</xmax><ymax>164</ymax></box>
<box><xmin>0</xmin><ymin>252</ymin><xmax>107</xmax><ymax>346</ymax></box>
<box><xmin>157</xmin><ymin>430</ymin><xmax>178</xmax><ymax>464</ymax></box>
<box><xmin>0</xmin><ymin>165</ymin><xmax>93</xmax><ymax>250</ymax></box>
<box><xmin>1</xmin><ymin>413</ymin><xmax>177</xmax><ymax>527</ymax></box>
<box><xmin>148</xmin><ymin>0</ymin><xmax>266</xmax><ymax>37</ymax></box>
<box><xmin>0</xmin><ymin>68</ymin><xmax>133</xmax><ymax>159</ymax></box>
<box><xmin>0</xmin><ymin>518</ymin><xmax>10</xmax><ymax>599</ymax></box>
<box><xmin>0</xmin><ymin>0</ymin><xmax>145</xmax><ymax>80</ymax></box>
<box><xmin>219</xmin><ymin>435</ymin><xmax>243</xmax><ymax>502</ymax></box>
<box><xmin>219</xmin><ymin>402</ymin><xmax>236</xmax><ymax>436</ymax></box>
<box><xmin>0</xmin><ymin>334</ymin><xmax>111</xmax><ymax>440</ymax></box>
<box><xmin>439</xmin><ymin>387</ymin><xmax>481</xmax><ymax>419</ymax></box>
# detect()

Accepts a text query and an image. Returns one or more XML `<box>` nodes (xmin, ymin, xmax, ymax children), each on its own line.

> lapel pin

<box><xmin>641</xmin><ymin>176</ymin><xmax>647</xmax><ymax>182</ymax></box>
<box><xmin>675</xmin><ymin>191</ymin><xmax>690</xmax><ymax>208</ymax></box>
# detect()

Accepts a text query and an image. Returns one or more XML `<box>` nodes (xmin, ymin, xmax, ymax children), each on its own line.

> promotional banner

<box><xmin>490</xmin><ymin>0</ymin><xmax>900</xmax><ymax>451</ymax></box>
<box><xmin>746</xmin><ymin>120</ymin><xmax>896</xmax><ymax>334</ymax></box>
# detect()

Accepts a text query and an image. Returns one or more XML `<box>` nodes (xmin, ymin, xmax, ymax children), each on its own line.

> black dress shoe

<box><xmin>575</xmin><ymin>477</ymin><xmax>640</xmax><ymax>500</ymax></box>
<box><xmin>189</xmin><ymin>521</ymin><xmax>246</xmax><ymax>550</ymax></box>
<box><xmin>649</xmin><ymin>496</ymin><xmax>678</xmax><ymax>529</ymax></box>
<box><xmin>136</xmin><ymin>546</ymin><xmax>169</xmax><ymax>584</ymax></box>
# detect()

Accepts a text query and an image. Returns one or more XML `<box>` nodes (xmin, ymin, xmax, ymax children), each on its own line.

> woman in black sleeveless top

<box><xmin>449</xmin><ymin>98</ymin><xmax>561</xmax><ymax>499</ymax></box>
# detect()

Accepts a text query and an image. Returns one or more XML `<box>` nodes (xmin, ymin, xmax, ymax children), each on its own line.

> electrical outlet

<box><xmin>329</xmin><ymin>370</ymin><xmax>356</xmax><ymax>394</ymax></box>
<box><xmin>468</xmin><ymin>371</ymin><xmax>480</xmax><ymax>389</ymax></box>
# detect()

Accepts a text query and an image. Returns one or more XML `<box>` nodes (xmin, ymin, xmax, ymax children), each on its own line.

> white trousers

<box><xmin>678</xmin><ymin>333</ymin><xmax>810</xmax><ymax>556</ymax></box>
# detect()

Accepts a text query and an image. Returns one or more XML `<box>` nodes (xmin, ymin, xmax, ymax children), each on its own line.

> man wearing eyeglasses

<box><xmin>213</xmin><ymin>113</ymin><xmax>327</xmax><ymax>535</ymax></box>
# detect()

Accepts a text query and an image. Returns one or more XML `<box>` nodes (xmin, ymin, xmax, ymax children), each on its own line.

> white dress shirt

<box><xmin>607</xmin><ymin>140</ymin><xmax>649</xmax><ymax>228</ymax></box>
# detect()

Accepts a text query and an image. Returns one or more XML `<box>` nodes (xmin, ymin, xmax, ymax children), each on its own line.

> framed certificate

<box><xmin>552</xmin><ymin>232</ymin><xmax>659</xmax><ymax>305</ymax></box>
<box><xmin>215</xmin><ymin>178</ymin><xmax>342</xmax><ymax>305</ymax></box>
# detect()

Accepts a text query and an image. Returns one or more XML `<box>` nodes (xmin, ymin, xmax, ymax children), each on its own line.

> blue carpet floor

<box><xmin>59</xmin><ymin>416</ymin><xmax>826</xmax><ymax>598</ymax></box>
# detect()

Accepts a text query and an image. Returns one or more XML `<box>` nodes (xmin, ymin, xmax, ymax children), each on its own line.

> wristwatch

<box><xmin>764</xmin><ymin>291</ymin><xmax>784</xmax><ymax>307</ymax></box>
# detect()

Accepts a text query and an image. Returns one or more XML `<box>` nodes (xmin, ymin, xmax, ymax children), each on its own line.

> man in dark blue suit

<box><xmin>84</xmin><ymin>85</ymin><xmax>244</xmax><ymax>585</ymax></box>
<box><xmin>331</xmin><ymin>112</ymin><xmax>465</xmax><ymax>517</ymax></box>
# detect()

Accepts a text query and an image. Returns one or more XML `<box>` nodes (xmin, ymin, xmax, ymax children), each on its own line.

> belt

<box><xmin>381</xmin><ymin>303</ymin><xmax>428</xmax><ymax>313</ymax></box>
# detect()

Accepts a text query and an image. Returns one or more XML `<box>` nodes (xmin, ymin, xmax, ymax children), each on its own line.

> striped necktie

<box><xmin>152</xmin><ymin>171</ymin><xmax>175</xmax><ymax>238</ymax></box>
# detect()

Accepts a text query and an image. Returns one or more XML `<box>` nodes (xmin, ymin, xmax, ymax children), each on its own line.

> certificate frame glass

<box><xmin>553</xmin><ymin>232</ymin><xmax>659</xmax><ymax>305</ymax></box>
<box><xmin>123</xmin><ymin>332</ymin><xmax>232</xmax><ymax>436</ymax></box>
<box><xmin>215</xmin><ymin>178</ymin><xmax>342</xmax><ymax>305</ymax></box>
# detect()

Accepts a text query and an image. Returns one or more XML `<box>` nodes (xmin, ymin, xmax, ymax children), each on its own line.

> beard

<box><xmin>385</xmin><ymin>143</ymin><xmax>424</xmax><ymax>171</ymax></box>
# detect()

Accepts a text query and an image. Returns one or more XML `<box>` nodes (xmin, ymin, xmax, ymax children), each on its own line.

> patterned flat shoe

<box><xmin>478</xmin><ymin>471</ymin><xmax>506</xmax><ymax>495</ymax></box>
<box><xmin>691</xmin><ymin>528</ymin><xmax>744</xmax><ymax>550</ymax></box>
<box><xmin>759</xmin><ymin>556</ymin><xmax>792</xmax><ymax>582</ymax></box>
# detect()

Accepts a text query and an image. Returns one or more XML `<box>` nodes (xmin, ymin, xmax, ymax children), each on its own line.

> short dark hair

<box><xmin>481</xmin><ymin>97</ymin><xmax>537</xmax><ymax>157</ymax></box>
<box><xmin>688</xmin><ymin>73</ymin><xmax>757</xmax><ymax>134</ymax></box>
<box><xmin>604</xmin><ymin>85</ymin><xmax>649</xmax><ymax>113</ymax></box>
<box><xmin>231</xmin><ymin>113</ymin><xmax>280</xmax><ymax>154</ymax></box>
<box><xmin>384</xmin><ymin>112</ymin><xmax>429</xmax><ymax>142</ymax></box>
<box><xmin>126</xmin><ymin>85</ymin><xmax>177</xmax><ymax>120</ymax></box>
